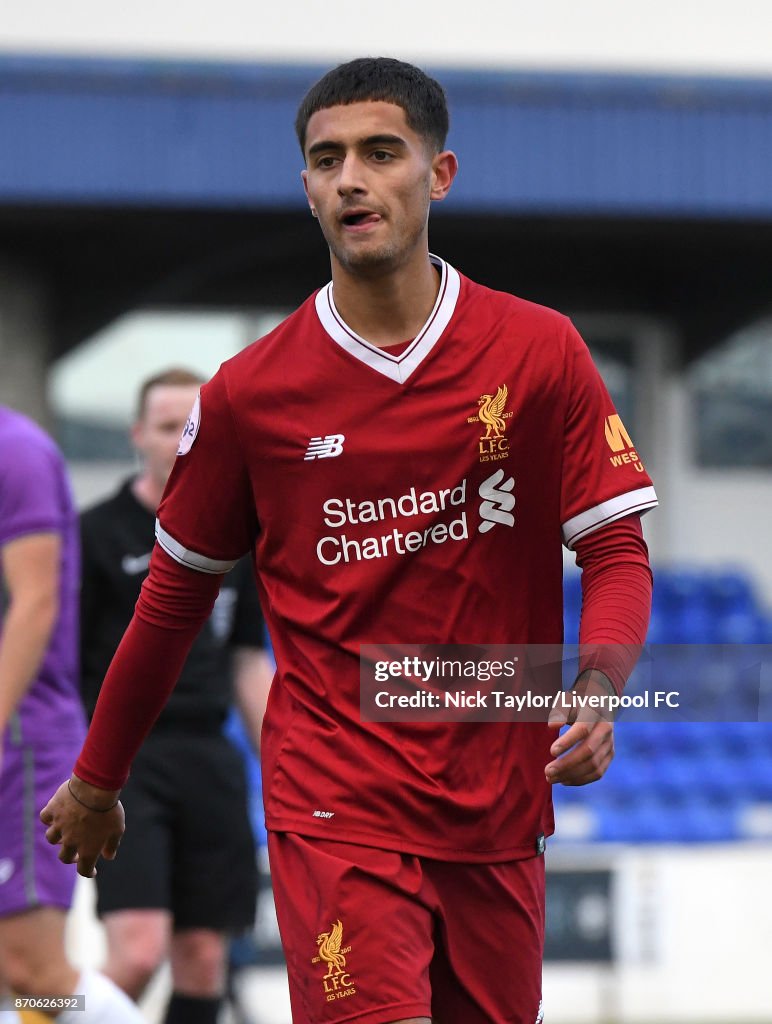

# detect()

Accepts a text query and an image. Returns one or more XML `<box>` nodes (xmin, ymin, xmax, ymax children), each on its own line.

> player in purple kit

<box><xmin>0</xmin><ymin>405</ymin><xmax>143</xmax><ymax>1023</ymax></box>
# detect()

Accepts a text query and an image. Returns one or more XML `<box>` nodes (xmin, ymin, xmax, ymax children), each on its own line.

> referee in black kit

<box><xmin>79</xmin><ymin>368</ymin><xmax>273</xmax><ymax>1024</ymax></box>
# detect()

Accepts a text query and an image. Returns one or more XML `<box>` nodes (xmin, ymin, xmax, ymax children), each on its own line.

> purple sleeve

<box><xmin>0</xmin><ymin>439</ymin><xmax>64</xmax><ymax>546</ymax></box>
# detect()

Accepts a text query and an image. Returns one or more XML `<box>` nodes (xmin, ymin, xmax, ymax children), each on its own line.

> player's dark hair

<box><xmin>295</xmin><ymin>57</ymin><xmax>449</xmax><ymax>156</ymax></box>
<box><xmin>136</xmin><ymin>367</ymin><xmax>206</xmax><ymax>420</ymax></box>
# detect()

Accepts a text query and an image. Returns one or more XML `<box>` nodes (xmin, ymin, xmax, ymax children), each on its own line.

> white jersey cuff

<box><xmin>155</xmin><ymin>521</ymin><xmax>239</xmax><ymax>574</ymax></box>
<box><xmin>562</xmin><ymin>486</ymin><xmax>658</xmax><ymax>549</ymax></box>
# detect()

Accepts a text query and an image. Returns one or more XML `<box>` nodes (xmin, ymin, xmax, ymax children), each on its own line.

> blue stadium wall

<box><xmin>2</xmin><ymin>54</ymin><xmax>772</xmax><ymax>217</ymax></box>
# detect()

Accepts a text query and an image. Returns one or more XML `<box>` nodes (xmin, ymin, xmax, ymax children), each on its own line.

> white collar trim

<box><xmin>314</xmin><ymin>255</ymin><xmax>460</xmax><ymax>383</ymax></box>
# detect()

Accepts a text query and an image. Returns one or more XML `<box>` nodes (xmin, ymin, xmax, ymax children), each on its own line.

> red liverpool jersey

<box><xmin>157</xmin><ymin>257</ymin><xmax>657</xmax><ymax>861</ymax></box>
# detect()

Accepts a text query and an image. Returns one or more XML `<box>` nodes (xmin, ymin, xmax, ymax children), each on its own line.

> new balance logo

<box><xmin>304</xmin><ymin>434</ymin><xmax>346</xmax><ymax>460</ymax></box>
<box><xmin>478</xmin><ymin>469</ymin><xmax>515</xmax><ymax>533</ymax></box>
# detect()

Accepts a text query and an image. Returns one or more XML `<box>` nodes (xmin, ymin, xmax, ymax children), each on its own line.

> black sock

<box><xmin>163</xmin><ymin>993</ymin><xmax>222</xmax><ymax>1024</ymax></box>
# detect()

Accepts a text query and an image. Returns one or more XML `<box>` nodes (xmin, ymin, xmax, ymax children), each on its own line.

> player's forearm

<box><xmin>574</xmin><ymin>513</ymin><xmax>653</xmax><ymax>695</ymax></box>
<box><xmin>0</xmin><ymin>591</ymin><xmax>57</xmax><ymax>731</ymax></box>
<box><xmin>74</xmin><ymin>545</ymin><xmax>221</xmax><ymax>789</ymax></box>
<box><xmin>74</xmin><ymin>614</ymin><xmax>195</xmax><ymax>788</ymax></box>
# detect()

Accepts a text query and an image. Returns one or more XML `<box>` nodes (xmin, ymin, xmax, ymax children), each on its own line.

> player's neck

<box><xmin>131</xmin><ymin>472</ymin><xmax>164</xmax><ymax>513</ymax></box>
<box><xmin>330</xmin><ymin>251</ymin><xmax>440</xmax><ymax>348</ymax></box>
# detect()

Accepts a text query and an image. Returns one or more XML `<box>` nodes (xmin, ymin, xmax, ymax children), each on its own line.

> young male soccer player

<box><xmin>42</xmin><ymin>58</ymin><xmax>656</xmax><ymax>1024</ymax></box>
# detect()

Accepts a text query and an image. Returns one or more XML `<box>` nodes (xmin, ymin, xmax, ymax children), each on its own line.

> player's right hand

<box><xmin>40</xmin><ymin>776</ymin><xmax>125</xmax><ymax>879</ymax></box>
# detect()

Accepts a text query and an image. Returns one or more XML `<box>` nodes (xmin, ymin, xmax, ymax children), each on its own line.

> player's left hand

<box><xmin>544</xmin><ymin>670</ymin><xmax>615</xmax><ymax>786</ymax></box>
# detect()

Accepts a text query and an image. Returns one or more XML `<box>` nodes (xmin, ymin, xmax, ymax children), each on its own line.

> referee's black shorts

<box><xmin>95</xmin><ymin>726</ymin><xmax>258</xmax><ymax>932</ymax></box>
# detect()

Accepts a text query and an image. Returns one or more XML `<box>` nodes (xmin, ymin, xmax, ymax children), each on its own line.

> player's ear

<box><xmin>430</xmin><ymin>150</ymin><xmax>458</xmax><ymax>202</ymax></box>
<box><xmin>130</xmin><ymin>419</ymin><xmax>147</xmax><ymax>458</ymax></box>
<box><xmin>301</xmin><ymin>170</ymin><xmax>317</xmax><ymax>217</ymax></box>
<box><xmin>130</xmin><ymin>420</ymin><xmax>142</xmax><ymax>447</ymax></box>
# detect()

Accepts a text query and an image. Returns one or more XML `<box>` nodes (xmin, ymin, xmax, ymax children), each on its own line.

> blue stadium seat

<box><xmin>633</xmin><ymin>796</ymin><xmax>686</xmax><ymax>842</ymax></box>
<box><xmin>694</xmin><ymin>755</ymin><xmax>751</xmax><ymax>801</ymax></box>
<box><xmin>707</xmin><ymin>571</ymin><xmax>758</xmax><ymax>617</ymax></box>
<box><xmin>670</xmin><ymin>604</ymin><xmax>717</xmax><ymax>643</ymax></box>
<box><xmin>594</xmin><ymin>798</ymin><xmax>642</xmax><ymax>843</ymax></box>
<box><xmin>650</xmin><ymin>754</ymin><xmax>700</xmax><ymax>797</ymax></box>
<box><xmin>680</xmin><ymin>795</ymin><xmax>739</xmax><ymax>842</ymax></box>
<box><xmin>759</xmin><ymin>617</ymin><xmax>772</xmax><ymax>644</ymax></box>
<box><xmin>647</xmin><ymin>721</ymin><xmax>718</xmax><ymax>755</ymax></box>
<box><xmin>714</xmin><ymin>609</ymin><xmax>764</xmax><ymax>644</ymax></box>
<box><xmin>614</xmin><ymin>721</ymin><xmax>659</xmax><ymax>757</ymax></box>
<box><xmin>597</xmin><ymin>758</ymin><xmax>655</xmax><ymax>799</ymax></box>
<box><xmin>700</xmin><ymin>721</ymin><xmax>751</xmax><ymax>755</ymax></box>
<box><xmin>656</xmin><ymin>570</ymin><xmax>709</xmax><ymax>614</ymax></box>
<box><xmin>743</xmin><ymin>756</ymin><xmax>772</xmax><ymax>801</ymax></box>
<box><xmin>737</xmin><ymin>722</ymin><xmax>772</xmax><ymax>757</ymax></box>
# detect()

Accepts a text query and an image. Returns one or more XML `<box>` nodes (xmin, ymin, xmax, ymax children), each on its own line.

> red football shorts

<box><xmin>267</xmin><ymin>831</ymin><xmax>545</xmax><ymax>1024</ymax></box>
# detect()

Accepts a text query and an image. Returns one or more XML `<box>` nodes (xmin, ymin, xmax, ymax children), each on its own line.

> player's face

<box><xmin>301</xmin><ymin>101</ymin><xmax>456</xmax><ymax>275</ymax></box>
<box><xmin>132</xmin><ymin>384</ymin><xmax>200</xmax><ymax>489</ymax></box>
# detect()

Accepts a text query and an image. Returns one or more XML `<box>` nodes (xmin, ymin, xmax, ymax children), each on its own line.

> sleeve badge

<box><xmin>177</xmin><ymin>393</ymin><xmax>201</xmax><ymax>456</ymax></box>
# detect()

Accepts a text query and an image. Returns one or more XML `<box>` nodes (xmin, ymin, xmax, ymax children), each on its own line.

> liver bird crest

<box><xmin>317</xmin><ymin>919</ymin><xmax>347</xmax><ymax>977</ymax></box>
<box><xmin>478</xmin><ymin>385</ymin><xmax>509</xmax><ymax>438</ymax></box>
